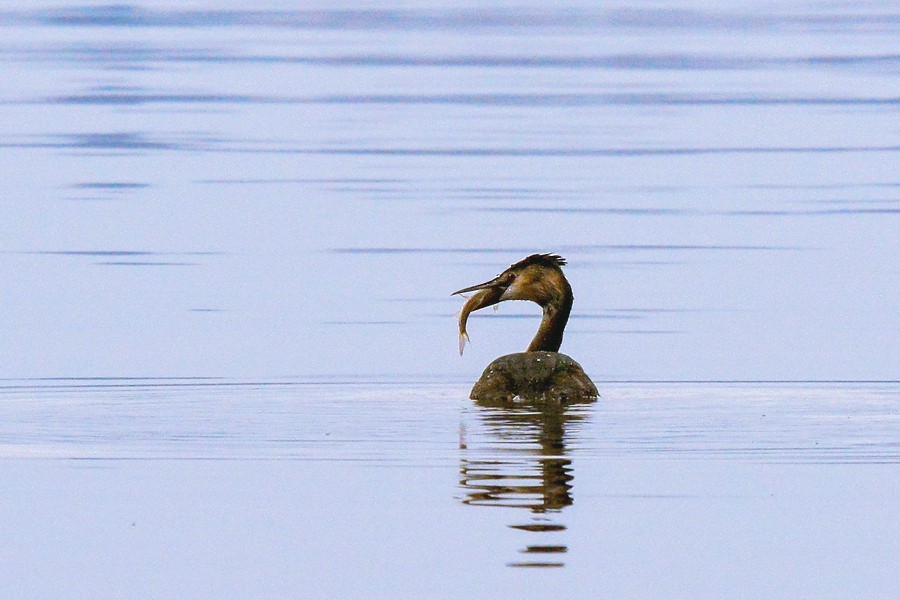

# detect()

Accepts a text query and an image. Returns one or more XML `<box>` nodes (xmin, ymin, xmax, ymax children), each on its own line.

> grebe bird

<box><xmin>453</xmin><ymin>254</ymin><xmax>598</xmax><ymax>403</ymax></box>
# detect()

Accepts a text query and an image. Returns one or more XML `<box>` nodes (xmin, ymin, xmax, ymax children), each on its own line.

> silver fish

<box><xmin>457</xmin><ymin>286</ymin><xmax>503</xmax><ymax>355</ymax></box>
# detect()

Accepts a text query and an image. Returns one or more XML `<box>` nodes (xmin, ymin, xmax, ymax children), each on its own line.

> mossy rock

<box><xmin>470</xmin><ymin>351</ymin><xmax>598</xmax><ymax>404</ymax></box>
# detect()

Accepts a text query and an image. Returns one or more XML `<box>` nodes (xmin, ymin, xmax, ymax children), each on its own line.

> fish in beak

<box><xmin>452</xmin><ymin>276</ymin><xmax>508</xmax><ymax>355</ymax></box>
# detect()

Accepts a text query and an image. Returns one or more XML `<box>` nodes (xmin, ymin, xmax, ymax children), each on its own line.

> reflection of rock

<box><xmin>459</xmin><ymin>397</ymin><xmax>594</xmax><ymax>567</ymax></box>
<box><xmin>460</xmin><ymin>454</ymin><xmax>573</xmax><ymax>511</ymax></box>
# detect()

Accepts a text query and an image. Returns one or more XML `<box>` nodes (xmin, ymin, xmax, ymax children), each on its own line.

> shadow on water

<box><xmin>459</xmin><ymin>396</ymin><xmax>595</xmax><ymax>568</ymax></box>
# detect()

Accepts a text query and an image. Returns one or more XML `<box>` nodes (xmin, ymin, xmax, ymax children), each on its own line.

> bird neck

<box><xmin>526</xmin><ymin>283</ymin><xmax>573</xmax><ymax>352</ymax></box>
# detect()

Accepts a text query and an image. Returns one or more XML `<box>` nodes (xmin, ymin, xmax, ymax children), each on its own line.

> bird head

<box><xmin>452</xmin><ymin>253</ymin><xmax>569</xmax><ymax>308</ymax></box>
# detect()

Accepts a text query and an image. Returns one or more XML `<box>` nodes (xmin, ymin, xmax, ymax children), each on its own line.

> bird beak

<box><xmin>451</xmin><ymin>276</ymin><xmax>504</xmax><ymax>296</ymax></box>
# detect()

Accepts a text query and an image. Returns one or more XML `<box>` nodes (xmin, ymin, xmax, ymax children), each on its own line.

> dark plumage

<box><xmin>508</xmin><ymin>253</ymin><xmax>567</xmax><ymax>270</ymax></box>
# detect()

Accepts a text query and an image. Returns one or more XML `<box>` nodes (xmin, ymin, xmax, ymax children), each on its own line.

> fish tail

<box><xmin>458</xmin><ymin>331</ymin><xmax>469</xmax><ymax>355</ymax></box>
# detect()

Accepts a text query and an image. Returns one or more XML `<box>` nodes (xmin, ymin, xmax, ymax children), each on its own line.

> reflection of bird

<box><xmin>453</xmin><ymin>254</ymin><xmax>598</xmax><ymax>402</ymax></box>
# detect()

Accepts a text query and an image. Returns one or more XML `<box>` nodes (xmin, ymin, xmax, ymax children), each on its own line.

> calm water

<box><xmin>1</xmin><ymin>380</ymin><xmax>899</xmax><ymax>597</ymax></box>
<box><xmin>0</xmin><ymin>0</ymin><xmax>897</xmax><ymax>381</ymax></box>
<box><xmin>0</xmin><ymin>1</ymin><xmax>898</xmax><ymax>597</ymax></box>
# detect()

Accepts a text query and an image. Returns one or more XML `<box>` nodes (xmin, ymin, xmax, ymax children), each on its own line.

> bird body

<box><xmin>453</xmin><ymin>254</ymin><xmax>598</xmax><ymax>403</ymax></box>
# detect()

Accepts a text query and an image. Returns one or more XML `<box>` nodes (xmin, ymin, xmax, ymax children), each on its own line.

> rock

<box><xmin>469</xmin><ymin>351</ymin><xmax>598</xmax><ymax>404</ymax></box>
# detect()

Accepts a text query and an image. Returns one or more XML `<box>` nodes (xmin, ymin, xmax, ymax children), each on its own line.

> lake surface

<box><xmin>0</xmin><ymin>1</ymin><xmax>897</xmax><ymax>598</ymax></box>
<box><xmin>1</xmin><ymin>381</ymin><xmax>898</xmax><ymax>598</ymax></box>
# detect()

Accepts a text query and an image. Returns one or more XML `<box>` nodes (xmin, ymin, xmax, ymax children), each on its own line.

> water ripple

<box><xmin>331</xmin><ymin>244</ymin><xmax>808</xmax><ymax>255</ymax></box>
<box><xmin>8</xmin><ymin>48</ymin><xmax>898</xmax><ymax>72</ymax></box>
<box><xmin>295</xmin><ymin>92</ymin><xmax>900</xmax><ymax>107</ymax></box>
<box><xmin>1</xmin><ymin>382</ymin><xmax>896</xmax><ymax>463</ymax></box>
<box><xmin>2</xmin><ymin>6</ymin><xmax>897</xmax><ymax>31</ymax></box>
<box><xmin>20</xmin><ymin>91</ymin><xmax>897</xmax><ymax>107</ymax></box>
<box><xmin>304</xmin><ymin>145</ymin><xmax>900</xmax><ymax>157</ymax></box>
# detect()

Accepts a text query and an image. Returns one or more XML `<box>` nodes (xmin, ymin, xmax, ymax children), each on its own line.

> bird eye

<box><xmin>504</xmin><ymin>272</ymin><xmax>516</xmax><ymax>284</ymax></box>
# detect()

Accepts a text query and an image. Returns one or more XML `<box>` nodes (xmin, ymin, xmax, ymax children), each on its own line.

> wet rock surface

<box><xmin>470</xmin><ymin>351</ymin><xmax>599</xmax><ymax>404</ymax></box>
